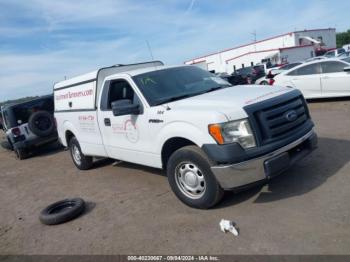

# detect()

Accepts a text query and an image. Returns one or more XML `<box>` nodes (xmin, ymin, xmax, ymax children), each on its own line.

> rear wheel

<box><xmin>167</xmin><ymin>146</ymin><xmax>224</xmax><ymax>209</ymax></box>
<box><xmin>69</xmin><ymin>137</ymin><xmax>93</xmax><ymax>170</ymax></box>
<box><xmin>15</xmin><ymin>148</ymin><xmax>28</xmax><ymax>160</ymax></box>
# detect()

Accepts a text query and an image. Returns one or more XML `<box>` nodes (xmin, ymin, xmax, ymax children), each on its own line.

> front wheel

<box><xmin>167</xmin><ymin>146</ymin><xmax>224</xmax><ymax>209</ymax></box>
<box><xmin>69</xmin><ymin>137</ymin><xmax>93</xmax><ymax>170</ymax></box>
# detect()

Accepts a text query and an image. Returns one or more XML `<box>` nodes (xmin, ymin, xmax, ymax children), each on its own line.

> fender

<box><xmin>62</xmin><ymin>120</ymin><xmax>80</xmax><ymax>147</ymax></box>
<box><xmin>281</xmin><ymin>81</ymin><xmax>296</xmax><ymax>89</ymax></box>
<box><xmin>155</xmin><ymin>121</ymin><xmax>214</xmax><ymax>155</ymax></box>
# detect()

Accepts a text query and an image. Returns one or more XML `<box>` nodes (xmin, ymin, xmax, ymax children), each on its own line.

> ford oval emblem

<box><xmin>285</xmin><ymin>110</ymin><xmax>298</xmax><ymax>122</ymax></box>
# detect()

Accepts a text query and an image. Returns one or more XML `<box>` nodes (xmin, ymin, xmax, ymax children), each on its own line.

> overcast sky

<box><xmin>1</xmin><ymin>0</ymin><xmax>349</xmax><ymax>101</ymax></box>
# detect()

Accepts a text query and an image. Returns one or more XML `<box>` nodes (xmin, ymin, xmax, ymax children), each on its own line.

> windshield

<box><xmin>132</xmin><ymin>66</ymin><xmax>231</xmax><ymax>106</ymax></box>
<box><xmin>342</xmin><ymin>57</ymin><xmax>350</xmax><ymax>64</ymax></box>
<box><xmin>280</xmin><ymin>62</ymin><xmax>302</xmax><ymax>70</ymax></box>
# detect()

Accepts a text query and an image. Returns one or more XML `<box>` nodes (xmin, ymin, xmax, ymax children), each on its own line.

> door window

<box><xmin>104</xmin><ymin>80</ymin><xmax>140</xmax><ymax>110</ymax></box>
<box><xmin>321</xmin><ymin>61</ymin><xmax>347</xmax><ymax>74</ymax></box>
<box><xmin>288</xmin><ymin>63</ymin><xmax>321</xmax><ymax>76</ymax></box>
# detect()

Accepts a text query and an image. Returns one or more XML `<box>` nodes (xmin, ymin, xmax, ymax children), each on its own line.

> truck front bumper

<box><xmin>210</xmin><ymin>130</ymin><xmax>317</xmax><ymax>190</ymax></box>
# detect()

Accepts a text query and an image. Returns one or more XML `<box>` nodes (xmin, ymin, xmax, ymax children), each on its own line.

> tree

<box><xmin>336</xmin><ymin>29</ymin><xmax>350</xmax><ymax>48</ymax></box>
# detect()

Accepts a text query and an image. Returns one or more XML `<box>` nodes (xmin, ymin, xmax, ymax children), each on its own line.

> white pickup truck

<box><xmin>54</xmin><ymin>61</ymin><xmax>318</xmax><ymax>208</ymax></box>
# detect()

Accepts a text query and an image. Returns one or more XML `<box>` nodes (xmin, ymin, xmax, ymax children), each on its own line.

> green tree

<box><xmin>336</xmin><ymin>29</ymin><xmax>350</xmax><ymax>48</ymax></box>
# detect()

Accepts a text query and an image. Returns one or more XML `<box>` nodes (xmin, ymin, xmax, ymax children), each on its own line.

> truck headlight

<box><xmin>208</xmin><ymin>119</ymin><xmax>256</xmax><ymax>148</ymax></box>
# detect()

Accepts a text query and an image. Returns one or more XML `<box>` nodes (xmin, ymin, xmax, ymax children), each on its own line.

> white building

<box><xmin>185</xmin><ymin>28</ymin><xmax>336</xmax><ymax>74</ymax></box>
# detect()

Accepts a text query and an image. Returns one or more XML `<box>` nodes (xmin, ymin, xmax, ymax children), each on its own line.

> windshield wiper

<box><xmin>198</xmin><ymin>85</ymin><xmax>231</xmax><ymax>95</ymax></box>
<box><xmin>154</xmin><ymin>94</ymin><xmax>197</xmax><ymax>106</ymax></box>
<box><xmin>154</xmin><ymin>85</ymin><xmax>231</xmax><ymax>106</ymax></box>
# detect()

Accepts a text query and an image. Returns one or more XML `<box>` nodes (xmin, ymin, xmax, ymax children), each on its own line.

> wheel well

<box><xmin>65</xmin><ymin>130</ymin><xmax>75</xmax><ymax>146</ymax></box>
<box><xmin>161</xmin><ymin>137</ymin><xmax>196</xmax><ymax>169</ymax></box>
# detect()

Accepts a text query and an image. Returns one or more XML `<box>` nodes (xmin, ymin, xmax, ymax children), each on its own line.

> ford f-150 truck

<box><xmin>54</xmin><ymin>61</ymin><xmax>317</xmax><ymax>209</ymax></box>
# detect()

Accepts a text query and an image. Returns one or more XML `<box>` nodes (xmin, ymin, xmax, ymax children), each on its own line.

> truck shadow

<box><xmin>217</xmin><ymin>137</ymin><xmax>350</xmax><ymax>208</ymax></box>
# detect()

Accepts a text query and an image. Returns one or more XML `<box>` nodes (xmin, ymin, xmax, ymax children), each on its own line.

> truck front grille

<box><xmin>244</xmin><ymin>91</ymin><xmax>312</xmax><ymax>146</ymax></box>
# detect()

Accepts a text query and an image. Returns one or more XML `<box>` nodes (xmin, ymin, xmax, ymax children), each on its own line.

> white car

<box><xmin>255</xmin><ymin>62</ymin><xmax>303</xmax><ymax>85</ymax></box>
<box><xmin>54</xmin><ymin>61</ymin><xmax>317</xmax><ymax>208</ymax></box>
<box><xmin>273</xmin><ymin>59</ymin><xmax>350</xmax><ymax>98</ymax></box>
<box><xmin>305</xmin><ymin>56</ymin><xmax>327</xmax><ymax>62</ymax></box>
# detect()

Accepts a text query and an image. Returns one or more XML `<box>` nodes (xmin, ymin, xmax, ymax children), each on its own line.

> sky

<box><xmin>0</xmin><ymin>0</ymin><xmax>349</xmax><ymax>101</ymax></box>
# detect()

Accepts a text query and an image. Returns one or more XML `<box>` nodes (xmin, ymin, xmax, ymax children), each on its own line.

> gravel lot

<box><xmin>0</xmin><ymin>99</ymin><xmax>350</xmax><ymax>255</ymax></box>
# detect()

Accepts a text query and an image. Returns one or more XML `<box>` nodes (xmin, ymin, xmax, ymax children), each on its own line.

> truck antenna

<box><xmin>146</xmin><ymin>40</ymin><xmax>154</xmax><ymax>61</ymax></box>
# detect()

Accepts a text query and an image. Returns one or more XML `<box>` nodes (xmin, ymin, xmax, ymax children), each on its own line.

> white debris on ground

<box><xmin>112</xmin><ymin>160</ymin><xmax>123</xmax><ymax>166</ymax></box>
<box><xmin>219</xmin><ymin>219</ymin><xmax>239</xmax><ymax>236</ymax></box>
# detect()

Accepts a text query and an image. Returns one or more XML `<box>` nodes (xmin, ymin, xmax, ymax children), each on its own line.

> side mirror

<box><xmin>111</xmin><ymin>99</ymin><xmax>140</xmax><ymax>116</ymax></box>
<box><xmin>344</xmin><ymin>66</ymin><xmax>350</xmax><ymax>72</ymax></box>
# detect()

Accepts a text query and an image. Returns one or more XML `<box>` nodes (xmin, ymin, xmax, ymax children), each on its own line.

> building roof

<box><xmin>225</xmin><ymin>44</ymin><xmax>314</xmax><ymax>64</ymax></box>
<box><xmin>185</xmin><ymin>28</ymin><xmax>335</xmax><ymax>63</ymax></box>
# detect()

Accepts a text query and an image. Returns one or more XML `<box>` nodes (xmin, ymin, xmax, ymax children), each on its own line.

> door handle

<box><xmin>104</xmin><ymin>118</ymin><xmax>111</xmax><ymax>126</ymax></box>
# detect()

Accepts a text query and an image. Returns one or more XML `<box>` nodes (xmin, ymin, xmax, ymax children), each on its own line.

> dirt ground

<box><xmin>0</xmin><ymin>99</ymin><xmax>350</xmax><ymax>255</ymax></box>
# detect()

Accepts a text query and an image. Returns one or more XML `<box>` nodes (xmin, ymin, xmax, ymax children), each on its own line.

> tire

<box><xmin>69</xmin><ymin>137</ymin><xmax>93</xmax><ymax>170</ymax></box>
<box><xmin>261</xmin><ymin>81</ymin><xmax>268</xmax><ymax>85</ymax></box>
<box><xmin>39</xmin><ymin>198</ymin><xmax>85</xmax><ymax>225</ymax></box>
<box><xmin>15</xmin><ymin>148</ymin><xmax>28</xmax><ymax>160</ymax></box>
<box><xmin>28</xmin><ymin>111</ymin><xmax>55</xmax><ymax>137</ymax></box>
<box><xmin>167</xmin><ymin>145</ymin><xmax>224</xmax><ymax>209</ymax></box>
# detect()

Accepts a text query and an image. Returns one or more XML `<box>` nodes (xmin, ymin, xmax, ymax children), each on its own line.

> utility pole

<box><xmin>251</xmin><ymin>30</ymin><xmax>257</xmax><ymax>51</ymax></box>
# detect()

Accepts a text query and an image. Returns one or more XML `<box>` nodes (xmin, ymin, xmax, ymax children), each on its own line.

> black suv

<box><xmin>228</xmin><ymin>65</ymin><xmax>266</xmax><ymax>85</ymax></box>
<box><xmin>0</xmin><ymin>95</ymin><xmax>57</xmax><ymax>159</ymax></box>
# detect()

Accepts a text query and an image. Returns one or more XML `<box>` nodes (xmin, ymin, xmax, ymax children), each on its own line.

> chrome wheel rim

<box><xmin>72</xmin><ymin>145</ymin><xmax>81</xmax><ymax>165</ymax></box>
<box><xmin>175</xmin><ymin>162</ymin><xmax>206</xmax><ymax>199</ymax></box>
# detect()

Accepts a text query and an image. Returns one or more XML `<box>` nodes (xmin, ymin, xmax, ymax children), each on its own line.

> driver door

<box><xmin>320</xmin><ymin>61</ymin><xmax>350</xmax><ymax>97</ymax></box>
<box><xmin>287</xmin><ymin>62</ymin><xmax>322</xmax><ymax>98</ymax></box>
<box><xmin>98</xmin><ymin>78</ymin><xmax>152</xmax><ymax>166</ymax></box>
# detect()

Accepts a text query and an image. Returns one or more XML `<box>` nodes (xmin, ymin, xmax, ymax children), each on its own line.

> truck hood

<box><xmin>168</xmin><ymin>85</ymin><xmax>293</xmax><ymax>120</ymax></box>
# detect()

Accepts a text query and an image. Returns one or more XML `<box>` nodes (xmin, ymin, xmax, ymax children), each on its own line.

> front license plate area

<box><xmin>264</xmin><ymin>152</ymin><xmax>290</xmax><ymax>179</ymax></box>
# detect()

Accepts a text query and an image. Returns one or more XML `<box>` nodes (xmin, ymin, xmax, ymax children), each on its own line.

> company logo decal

<box><xmin>284</xmin><ymin>110</ymin><xmax>298</xmax><ymax>122</ymax></box>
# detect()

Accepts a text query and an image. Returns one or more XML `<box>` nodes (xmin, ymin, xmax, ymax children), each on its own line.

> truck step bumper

<box><xmin>211</xmin><ymin>130</ymin><xmax>318</xmax><ymax>190</ymax></box>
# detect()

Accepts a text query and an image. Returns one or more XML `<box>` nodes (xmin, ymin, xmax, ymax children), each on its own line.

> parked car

<box><xmin>337</xmin><ymin>51</ymin><xmax>350</xmax><ymax>59</ymax></box>
<box><xmin>324</xmin><ymin>48</ymin><xmax>346</xmax><ymax>58</ymax></box>
<box><xmin>0</xmin><ymin>95</ymin><xmax>57</xmax><ymax>159</ymax></box>
<box><xmin>342</xmin><ymin>57</ymin><xmax>350</xmax><ymax>63</ymax></box>
<box><xmin>230</xmin><ymin>65</ymin><xmax>265</xmax><ymax>85</ymax></box>
<box><xmin>255</xmin><ymin>62</ymin><xmax>303</xmax><ymax>85</ymax></box>
<box><xmin>305</xmin><ymin>56</ymin><xmax>327</xmax><ymax>62</ymax></box>
<box><xmin>54</xmin><ymin>61</ymin><xmax>317</xmax><ymax>209</ymax></box>
<box><xmin>273</xmin><ymin>59</ymin><xmax>350</xmax><ymax>98</ymax></box>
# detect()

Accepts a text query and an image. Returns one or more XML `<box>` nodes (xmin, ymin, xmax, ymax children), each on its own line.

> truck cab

<box><xmin>54</xmin><ymin>61</ymin><xmax>317</xmax><ymax>209</ymax></box>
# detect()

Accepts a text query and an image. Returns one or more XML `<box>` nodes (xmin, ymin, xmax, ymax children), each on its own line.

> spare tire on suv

<box><xmin>28</xmin><ymin>111</ymin><xmax>55</xmax><ymax>137</ymax></box>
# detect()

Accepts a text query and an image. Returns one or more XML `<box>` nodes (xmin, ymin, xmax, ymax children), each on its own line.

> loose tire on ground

<box><xmin>69</xmin><ymin>137</ymin><xmax>93</xmax><ymax>170</ymax></box>
<box><xmin>39</xmin><ymin>198</ymin><xmax>85</xmax><ymax>225</ymax></box>
<box><xmin>28</xmin><ymin>111</ymin><xmax>55</xmax><ymax>137</ymax></box>
<box><xmin>167</xmin><ymin>145</ymin><xmax>224</xmax><ymax>209</ymax></box>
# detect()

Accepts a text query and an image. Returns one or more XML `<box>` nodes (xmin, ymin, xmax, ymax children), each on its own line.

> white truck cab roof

<box><xmin>53</xmin><ymin>61</ymin><xmax>165</xmax><ymax>90</ymax></box>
